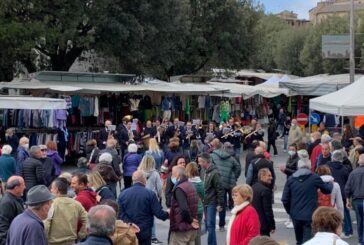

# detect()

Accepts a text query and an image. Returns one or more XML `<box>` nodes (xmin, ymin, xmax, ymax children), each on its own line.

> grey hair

<box><xmin>321</xmin><ymin>134</ymin><xmax>332</xmax><ymax>143</ymax></box>
<box><xmin>173</xmin><ymin>165</ymin><xmax>186</xmax><ymax>178</ymax></box>
<box><xmin>99</xmin><ymin>153</ymin><xmax>113</xmax><ymax>164</ymax></box>
<box><xmin>29</xmin><ymin>146</ymin><xmax>41</xmax><ymax>157</ymax></box>
<box><xmin>298</xmin><ymin>159</ymin><xmax>311</xmax><ymax>169</ymax></box>
<box><xmin>87</xmin><ymin>205</ymin><xmax>116</xmax><ymax>237</ymax></box>
<box><xmin>297</xmin><ymin>149</ymin><xmax>309</xmax><ymax>160</ymax></box>
<box><xmin>332</xmin><ymin>150</ymin><xmax>344</xmax><ymax>162</ymax></box>
<box><xmin>1</xmin><ymin>145</ymin><xmax>12</xmax><ymax>155</ymax></box>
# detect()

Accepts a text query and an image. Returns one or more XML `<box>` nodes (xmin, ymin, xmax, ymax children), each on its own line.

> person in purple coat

<box><xmin>123</xmin><ymin>143</ymin><xmax>142</xmax><ymax>189</ymax></box>
<box><xmin>46</xmin><ymin>141</ymin><xmax>64</xmax><ymax>176</ymax></box>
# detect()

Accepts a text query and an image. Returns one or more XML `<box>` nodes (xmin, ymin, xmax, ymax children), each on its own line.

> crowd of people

<box><xmin>0</xmin><ymin>111</ymin><xmax>364</xmax><ymax>245</ymax></box>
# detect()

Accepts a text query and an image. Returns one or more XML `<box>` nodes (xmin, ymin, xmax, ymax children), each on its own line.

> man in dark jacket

<box><xmin>267</xmin><ymin>119</ymin><xmax>278</xmax><ymax>155</ymax></box>
<box><xmin>282</xmin><ymin>158</ymin><xmax>333</xmax><ymax>245</ymax></box>
<box><xmin>345</xmin><ymin>154</ymin><xmax>364</xmax><ymax>245</ymax></box>
<box><xmin>170</xmin><ymin>166</ymin><xmax>199</xmax><ymax>244</ymax></box>
<box><xmin>198</xmin><ymin>153</ymin><xmax>224</xmax><ymax>245</ymax></box>
<box><xmin>77</xmin><ymin>205</ymin><xmax>115</xmax><ymax>245</ymax></box>
<box><xmin>39</xmin><ymin>145</ymin><xmax>57</xmax><ymax>187</ymax></box>
<box><xmin>7</xmin><ymin>185</ymin><xmax>54</xmax><ymax>245</ymax></box>
<box><xmin>0</xmin><ymin>176</ymin><xmax>25</xmax><ymax>245</ymax></box>
<box><xmin>279</xmin><ymin>144</ymin><xmax>299</xmax><ymax>178</ymax></box>
<box><xmin>210</xmin><ymin>141</ymin><xmax>241</xmax><ymax>230</ymax></box>
<box><xmin>118</xmin><ymin>170</ymin><xmax>169</xmax><ymax>245</ymax></box>
<box><xmin>252</xmin><ymin>168</ymin><xmax>275</xmax><ymax>236</ymax></box>
<box><xmin>246</xmin><ymin>146</ymin><xmax>276</xmax><ymax>190</ymax></box>
<box><xmin>326</xmin><ymin>149</ymin><xmax>352</xmax><ymax>238</ymax></box>
<box><xmin>244</xmin><ymin>140</ymin><xmax>260</xmax><ymax>177</ymax></box>
<box><xmin>21</xmin><ymin>146</ymin><xmax>45</xmax><ymax>192</ymax></box>
<box><xmin>97</xmin><ymin>120</ymin><xmax>115</xmax><ymax>150</ymax></box>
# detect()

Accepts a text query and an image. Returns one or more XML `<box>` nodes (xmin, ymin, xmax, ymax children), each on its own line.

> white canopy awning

<box><xmin>279</xmin><ymin>74</ymin><xmax>363</xmax><ymax>96</ymax></box>
<box><xmin>208</xmin><ymin>82</ymin><xmax>289</xmax><ymax>98</ymax></box>
<box><xmin>309</xmin><ymin>76</ymin><xmax>364</xmax><ymax>116</ymax></box>
<box><xmin>0</xmin><ymin>78</ymin><xmax>227</xmax><ymax>94</ymax></box>
<box><xmin>0</xmin><ymin>96</ymin><xmax>67</xmax><ymax>110</ymax></box>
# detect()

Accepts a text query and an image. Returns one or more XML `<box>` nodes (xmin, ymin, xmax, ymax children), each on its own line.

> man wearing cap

<box><xmin>7</xmin><ymin>185</ymin><xmax>54</xmax><ymax>245</ymax></box>
<box><xmin>21</xmin><ymin>146</ymin><xmax>45</xmax><ymax>192</ymax></box>
<box><xmin>45</xmin><ymin>177</ymin><xmax>88</xmax><ymax>245</ymax></box>
<box><xmin>0</xmin><ymin>176</ymin><xmax>25</xmax><ymax>245</ymax></box>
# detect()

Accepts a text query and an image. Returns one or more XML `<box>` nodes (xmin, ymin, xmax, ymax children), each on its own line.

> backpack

<box><xmin>317</xmin><ymin>190</ymin><xmax>333</xmax><ymax>207</ymax></box>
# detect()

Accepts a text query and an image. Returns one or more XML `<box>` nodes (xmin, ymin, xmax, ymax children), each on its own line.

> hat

<box><xmin>26</xmin><ymin>185</ymin><xmax>55</xmax><ymax>205</ymax></box>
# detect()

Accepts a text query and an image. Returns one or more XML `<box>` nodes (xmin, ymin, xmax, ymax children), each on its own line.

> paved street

<box><xmin>62</xmin><ymin>138</ymin><xmax>359</xmax><ymax>244</ymax></box>
<box><xmin>152</xmin><ymin>138</ymin><xmax>359</xmax><ymax>245</ymax></box>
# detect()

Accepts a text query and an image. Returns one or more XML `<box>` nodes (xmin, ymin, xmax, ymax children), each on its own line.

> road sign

<box><xmin>310</xmin><ymin>113</ymin><xmax>321</xmax><ymax>125</ymax></box>
<box><xmin>297</xmin><ymin>113</ymin><xmax>308</xmax><ymax>126</ymax></box>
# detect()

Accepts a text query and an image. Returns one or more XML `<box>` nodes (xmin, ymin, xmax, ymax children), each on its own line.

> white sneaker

<box><xmin>286</xmin><ymin>222</ymin><xmax>294</xmax><ymax>229</ymax></box>
<box><xmin>284</xmin><ymin>220</ymin><xmax>290</xmax><ymax>226</ymax></box>
<box><xmin>340</xmin><ymin>233</ymin><xmax>353</xmax><ymax>239</ymax></box>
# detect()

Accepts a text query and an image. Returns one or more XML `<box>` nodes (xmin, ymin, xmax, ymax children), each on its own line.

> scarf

<box><xmin>226</xmin><ymin>201</ymin><xmax>250</xmax><ymax>245</ymax></box>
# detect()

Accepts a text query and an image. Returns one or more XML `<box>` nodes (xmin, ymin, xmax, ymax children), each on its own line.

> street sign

<box><xmin>310</xmin><ymin>113</ymin><xmax>321</xmax><ymax>125</ymax></box>
<box><xmin>297</xmin><ymin>113</ymin><xmax>308</xmax><ymax>126</ymax></box>
<box><xmin>322</xmin><ymin>35</ymin><xmax>350</xmax><ymax>59</ymax></box>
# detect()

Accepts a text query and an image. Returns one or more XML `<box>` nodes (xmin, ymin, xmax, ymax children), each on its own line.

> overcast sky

<box><xmin>257</xmin><ymin>0</ymin><xmax>319</xmax><ymax>19</ymax></box>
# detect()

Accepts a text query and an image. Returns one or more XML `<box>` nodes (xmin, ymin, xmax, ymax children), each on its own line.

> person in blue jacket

<box><xmin>118</xmin><ymin>170</ymin><xmax>169</xmax><ymax>245</ymax></box>
<box><xmin>282</xmin><ymin>158</ymin><xmax>333</xmax><ymax>245</ymax></box>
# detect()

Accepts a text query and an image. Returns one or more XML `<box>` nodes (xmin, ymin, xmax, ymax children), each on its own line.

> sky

<box><xmin>257</xmin><ymin>0</ymin><xmax>319</xmax><ymax>20</ymax></box>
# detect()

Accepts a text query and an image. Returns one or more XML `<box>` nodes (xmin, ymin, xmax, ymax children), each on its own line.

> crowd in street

<box><xmin>0</xmin><ymin>110</ymin><xmax>364</xmax><ymax>245</ymax></box>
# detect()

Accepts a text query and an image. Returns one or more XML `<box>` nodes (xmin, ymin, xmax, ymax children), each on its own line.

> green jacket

<box><xmin>189</xmin><ymin>177</ymin><xmax>205</xmax><ymax>218</ymax></box>
<box><xmin>210</xmin><ymin>149</ymin><xmax>241</xmax><ymax>189</ymax></box>
<box><xmin>201</xmin><ymin>164</ymin><xmax>224</xmax><ymax>206</ymax></box>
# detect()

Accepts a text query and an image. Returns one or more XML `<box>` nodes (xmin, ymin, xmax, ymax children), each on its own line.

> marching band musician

<box><xmin>97</xmin><ymin>120</ymin><xmax>116</xmax><ymax>150</ymax></box>
<box><xmin>142</xmin><ymin>120</ymin><xmax>156</xmax><ymax>138</ymax></box>
<box><xmin>182</xmin><ymin>121</ymin><xmax>197</xmax><ymax>159</ymax></box>
<box><xmin>165</xmin><ymin>117</ymin><xmax>184</xmax><ymax>144</ymax></box>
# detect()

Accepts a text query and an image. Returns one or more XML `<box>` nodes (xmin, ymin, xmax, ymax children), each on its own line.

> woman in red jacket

<box><xmin>227</xmin><ymin>184</ymin><xmax>260</xmax><ymax>245</ymax></box>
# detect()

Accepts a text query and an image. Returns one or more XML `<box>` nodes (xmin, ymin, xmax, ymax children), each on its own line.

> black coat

<box><xmin>96</xmin><ymin>148</ymin><xmax>122</xmax><ymax>177</ymax></box>
<box><xmin>267</xmin><ymin>123</ymin><xmax>277</xmax><ymax>141</ymax></box>
<box><xmin>252</xmin><ymin>181</ymin><xmax>275</xmax><ymax>233</ymax></box>
<box><xmin>284</xmin><ymin>154</ymin><xmax>299</xmax><ymax>177</ymax></box>
<box><xmin>21</xmin><ymin>157</ymin><xmax>45</xmax><ymax>190</ymax></box>
<box><xmin>326</xmin><ymin>161</ymin><xmax>350</xmax><ymax>200</ymax></box>
<box><xmin>0</xmin><ymin>192</ymin><xmax>24</xmax><ymax>245</ymax></box>
<box><xmin>244</xmin><ymin>149</ymin><xmax>256</xmax><ymax>177</ymax></box>
<box><xmin>41</xmin><ymin>157</ymin><xmax>57</xmax><ymax>187</ymax></box>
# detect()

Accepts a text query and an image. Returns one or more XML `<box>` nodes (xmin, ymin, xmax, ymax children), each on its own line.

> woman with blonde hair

<box><xmin>145</xmin><ymin>138</ymin><xmax>164</xmax><ymax>171</ymax></box>
<box><xmin>88</xmin><ymin>171</ymin><xmax>115</xmax><ymax>202</ymax></box>
<box><xmin>138</xmin><ymin>155</ymin><xmax>163</xmax><ymax>244</ymax></box>
<box><xmin>227</xmin><ymin>184</ymin><xmax>260</xmax><ymax>245</ymax></box>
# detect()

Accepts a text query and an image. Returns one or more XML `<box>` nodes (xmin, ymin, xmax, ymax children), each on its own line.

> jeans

<box><xmin>234</xmin><ymin>148</ymin><xmax>241</xmax><ymax>163</ymax></box>
<box><xmin>109</xmin><ymin>182</ymin><xmax>117</xmax><ymax>198</ymax></box>
<box><xmin>219</xmin><ymin>188</ymin><xmax>233</xmax><ymax>228</ymax></box>
<box><xmin>353</xmin><ymin>199</ymin><xmax>364</xmax><ymax>244</ymax></box>
<box><xmin>343</xmin><ymin>206</ymin><xmax>353</xmax><ymax>235</ymax></box>
<box><xmin>151</xmin><ymin>219</ymin><xmax>156</xmax><ymax>239</ymax></box>
<box><xmin>292</xmin><ymin>219</ymin><xmax>312</xmax><ymax>245</ymax></box>
<box><xmin>283</xmin><ymin>135</ymin><xmax>288</xmax><ymax>150</ymax></box>
<box><xmin>205</xmin><ymin>204</ymin><xmax>217</xmax><ymax>245</ymax></box>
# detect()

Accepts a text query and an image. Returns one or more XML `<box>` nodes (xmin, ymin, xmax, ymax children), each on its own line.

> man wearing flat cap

<box><xmin>7</xmin><ymin>185</ymin><xmax>54</xmax><ymax>245</ymax></box>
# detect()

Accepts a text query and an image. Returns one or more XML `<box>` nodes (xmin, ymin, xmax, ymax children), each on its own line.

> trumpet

<box><xmin>221</xmin><ymin>127</ymin><xmax>251</xmax><ymax>139</ymax></box>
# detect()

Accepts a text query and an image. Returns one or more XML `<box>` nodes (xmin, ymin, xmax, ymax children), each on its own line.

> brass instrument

<box><xmin>122</xmin><ymin>115</ymin><xmax>133</xmax><ymax>122</ymax></box>
<box><xmin>221</xmin><ymin>127</ymin><xmax>251</xmax><ymax>139</ymax></box>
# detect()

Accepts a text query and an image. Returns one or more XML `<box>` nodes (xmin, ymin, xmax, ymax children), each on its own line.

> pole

<box><xmin>350</xmin><ymin>0</ymin><xmax>355</xmax><ymax>84</ymax></box>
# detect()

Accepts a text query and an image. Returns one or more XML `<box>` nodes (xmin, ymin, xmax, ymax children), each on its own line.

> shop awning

<box><xmin>208</xmin><ymin>82</ymin><xmax>290</xmax><ymax>98</ymax></box>
<box><xmin>0</xmin><ymin>77</ymin><xmax>228</xmax><ymax>94</ymax></box>
<box><xmin>0</xmin><ymin>96</ymin><xmax>67</xmax><ymax>110</ymax></box>
<box><xmin>279</xmin><ymin>74</ymin><xmax>363</xmax><ymax>96</ymax></box>
<box><xmin>309</xmin><ymin>76</ymin><xmax>364</xmax><ymax>116</ymax></box>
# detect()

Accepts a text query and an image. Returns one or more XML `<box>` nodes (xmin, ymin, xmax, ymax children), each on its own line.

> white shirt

<box><xmin>303</xmin><ymin>232</ymin><xmax>348</xmax><ymax>245</ymax></box>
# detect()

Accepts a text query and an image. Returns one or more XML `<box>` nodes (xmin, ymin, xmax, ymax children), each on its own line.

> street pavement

<box><xmin>153</xmin><ymin>138</ymin><xmax>359</xmax><ymax>245</ymax></box>
<box><xmin>62</xmin><ymin>138</ymin><xmax>359</xmax><ymax>244</ymax></box>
